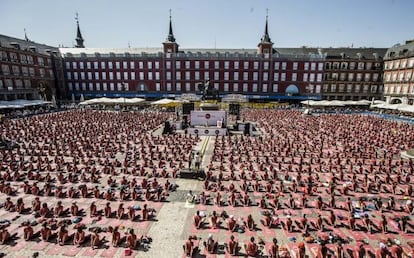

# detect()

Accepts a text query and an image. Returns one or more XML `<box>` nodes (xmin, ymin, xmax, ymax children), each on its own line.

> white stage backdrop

<box><xmin>190</xmin><ymin>110</ymin><xmax>226</xmax><ymax>126</ymax></box>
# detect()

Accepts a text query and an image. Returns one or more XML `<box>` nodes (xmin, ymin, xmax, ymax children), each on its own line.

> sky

<box><xmin>0</xmin><ymin>0</ymin><xmax>413</xmax><ymax>49</ymax></box>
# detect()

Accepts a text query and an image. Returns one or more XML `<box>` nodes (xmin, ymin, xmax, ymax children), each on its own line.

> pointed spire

<box><xmin>261</xmin><ymin>9</ymin><xmax>272</xmax><ymax>43</ymax></box>
<box><xmin>24</xmin><ymin>28</ymin><xmax>29</xmax><ymax>41</ymax></box>
<box><xmin>75</xmin><ymin>12</ymin><xmax>85</xmax><ymax>48</ymax></box>
<box><xmin>166</xmin><ymin>9</ymin><xmax>176</xmax><ymax>42</ymax></box>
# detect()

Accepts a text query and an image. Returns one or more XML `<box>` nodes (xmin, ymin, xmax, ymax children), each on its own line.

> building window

<box><xmin>365</xmin><ymin>73</ymin><xmax>371</xmax><ymax>82</ymax></box>
<box><xmin>87</xmin><ymin>62</ymin><xmax>91</xmax><ymax>69</ymax></box>
<box><xmin>186</xmin><ymin>82</ymin><xmax>190</xmax><ymax>92</ymax></box>
<box><xmin>214</xmin><ymin>72</ymin><xmax>219</xmax><ymax>80</ymax></box>
<box><xmin>281</xmin><ymin>73</ymin><xmax>286</xmax><ymax>81</ymax></box>
<box><xmin>108</xmin><ymin>62</ymin><xmax>113</xmax><ymax>69</ymax></box>
<box><xmin>116</xmin><ymin>72</ymin><xmax>121</xmax><ymax>80</ymax></box>
<box><xmin>355</xmin><ymin>84</ymin><xmax>361</xmax><ymax>92</ymax></box>
<box><xmin>39</xmin><ymin>69</ymin><xmax>45</xmax><ymax>77</ymax></box>
<box><xmin>358</xmin><ymin>62</ymin><xmax>364</xmax><ymax>70</ymax></box>
<box><xmin>166</xmin><ymin>72</ymin><xmax>171</xmax><ymax>80</ymax></box>
<box><xmin>74</xmin><ymin>83</ymin><xmax>80</xmax><ymax>91</ymax></box>
<box><xmin>115</xmin><ymin>62</ymin><xmax>120</xmax><ymax>69</ymax></box>
<box><xmin>156</xmin><ymin>83</ymin><xmax>160</xmax><ymax>91</ymax></box>
<box><xmin>254</xmin><ymin>62</ymin><xmax>259</xmax><ymax>69</ymax></box>
<box><xmin>130</xmin><ymin>61</ymin><xmax>135</xmax><ymax>69</ymax></box>
<box><xmin>131</xmin><ymin>72</ymin><xmax>135</xmax><ymax>80</ymax></box>
<box><xmin>122</xmin><ymin>61</ymin><xmax>128</xmax><ymax>69</ymax></box>
<box><xmin>252</xmin><ymin>83</ymin><xmax>258</xmax><ymax>92</ymax></box>
<box><xmin>88</xmin><ymin>72</ymin><xmax>92</xmax><ymax>80</ymax></box>
<box><xmin>309</xmin><ymin>73</ymin><xmax>315</xmax><ymax>82</ymax></box>
<box><xmin>274</xmin><ymin>73</ymin><xmax>279</xmax><ymax>81</ymax></box>
<box><xmin>243</xmin><ymin>72</ymin><xmax>248</xmax><ymax>80</ymax></box>
<box><xmin>293</xmin><ymin>62</ymin><xmax>298</xmax><ymax>70</ymax></box>
<box><xmin>292</xmin><ymin>73</ymin><xmax>297</xmax><ymax>81</ymax></box>
<box><xmin>156</xmin><ymin>72</ymin><xmax>160</xmax><ymax>80</ymax></box>
<box><xmin>185</xmin><ymin>71</ymin><xmax>190</xmax><ymax>80</ymax></box>
<box><xmin>273</xmin><ymin>84</ymin><xmax>278</xmax><ymax>92</ymax></box>
<box><xmin>234</xmin><ymin>72</ymin><xmax>239</xmax><ymax>80</ymax></box>
<box><xmin>243</xmin><ymin>83</ymin><xmax>248</xmax><ymax>92</ymax></box>
<box><xmin>224</xmin><ymin>72</ymin><xmax>229</xmax><ymax>80</ymax></box>
<box><xmin>65</xmin><ymin>62</ymin><xmax>70</xmax><ymax>69</ymax></box>
<box><xmin>176</xmin><ymin>83</ymin><xmax>181</xmax><ymax>91</ymax></box>
<box><xmin>233</xmin><ymin>83</ymin><xmax>238</xmax><ymax>92</ymax></box>
<box><xmin>244</xmin><ymin>61</ymin><xmax>249</xmax><ymax>69</ymax></box>
<box><xmin>315</xmin><ymin>85</ymin><xmax>321</xmax><ymax>94</ymax></box>
<box><xmin>102</xmin><ymin>72</ymin><xmax>107</xmax><ymax>80</ymax></box>
<box><xmin>176</xmin><ymin>72</ymin><xmax>181</xmax><ymax>80</ymax></box>
<box><xmin>275</xmin><ymin>62</ymin><xmax>280</xmax><ymax>70</ymax></box>
<box><xmin>317</xmin><ymin>63</ymin><xmax>323</xmax><ymax>71</ymax></box>
<box><xmin>311</xmin><ymin>62</ymin><xmax>316</xmax><ymax>70</ymax></box>
<box><xmin>155</xmin><ymin>61</ymin><xmax>160</xmax><ymax>69</ymax></box>
<box><xmin>234</xmin><ymin>61</ymin><xmax>239</xmax><ymax>69</ymax></box>
<box><xmin>281</xmin><ymin>62</ymin><xmax>287</xmax><ymax>70</ymax></box>
<box><xmin>82</xmin><ymin>83</ymin><xmax>86</xmax><ymax>91</ymax></box>
<box><xmin>204</xmin><ymin>71</ymin><xmax>209</xmax><ymax>80</ymax></box>
<box><xmin>166</xmin><ymin>61</ymin><xmax>171</xmax><ymax>70</ymax></box>
<box><xmin>72</xmin><ymin>62</ymin><xmax>77</xmax><ymax>69</ymax></box>
<box><xmin>194</xmin><ymin>61</ymin><xmax>200</xmax><ymax>69</ymax></box>
<box><xmin>184</xmin><ymin>61</ymin><xmax>190</xmax><ymax>69</ymax></box>
<box><xmin>103</xmin><ymin>83</ymin><xmax>108</xmax><ymax>91</ymax></box>
<box><xmin>204</xmin><ymin>61</ymin><xmax>209</xmax><ymax>69</ymax></box>
<box><xmin>356</xmin><ymin>73</ymin><xmax>362</xmax><ymax>81</ymax></box>
<box><xmin>262</xmin><ymin>84</ymin><xmax>268</xmax><ymax>92</ymax></box>
<box><xmin>139</xmin><ymin>61</ymin><xmax>144</xmax><ymax>69</ymax></box>
<box><xmin>253</xmin><ymin>72</ymin><xmax>258</xmax><ymax>80</ymax></box>
<box><xmin>166</xmin><ymin>83</ymin><xmax>172</xmax><ymax>91</ymax></box>
<box><xmin>68</xmin><ymin>82</ymin><xmax>73</xmax><ymax>91</ymax></box>
<box><xmin>101</xmin><ymin>62</ymin><xmax>106</xmax><ymax>69</ymax></box>
<box><xmin>304</xmin><ymin>62</ymin><xmax>309</xmax><ymax>70</ymax></box>
<box><xmin>123</xmin><ymin>72</ymin><xmax>128</xmax><ymax>80</ymax></box>
<box><xmin>317</xmin><ymin>73</ymin><xmax>322</xmax><ymax>82</ymax></box>
<box><xmin>224</xmin><ymin>83</ymin><xmax>229</xmax><ymax>92</ymax></box>
<box><xmin>215</xmin><ymin>61</ymin><xmax>219</xmax><ymax>69</ymax></box>
<box><xmin>29</xmin><ymin>68</ymin><xmax>35</xmax><ymax>76</ymax></box>
<box><xmin>96</xmin><ymin>82</ymin><xmax>100</xmax><ymax>91</ymax></box>
<box><xmin>224</xmin><ymin>61</ymin><xmax>229</xmax><ymax>69</ymax></box>
<box><xmin>88</xmin><ymin>83</ymin><xmax>93</xmax><ymax>91</ymax></box>
<box><xmin>93</xmin><ymin>62</ymin><xmax>98</xmax><ymax>69</ymax></box>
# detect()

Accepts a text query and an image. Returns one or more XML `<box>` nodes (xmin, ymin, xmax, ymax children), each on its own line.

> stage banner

<box><xmin>190</xmin><ymin>110</ymin><xmax>226</xmax><ymax>126</ymax></box>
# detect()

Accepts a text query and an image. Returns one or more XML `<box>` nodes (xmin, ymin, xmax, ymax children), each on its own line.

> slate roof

<box><xmin>0</xmin><ymin>34</ymin><xmax>58</xmax><ymax>55</ymax></box>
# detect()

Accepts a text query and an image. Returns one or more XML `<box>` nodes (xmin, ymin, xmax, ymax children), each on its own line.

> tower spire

<box><xmin>166</xmin><ymin>9</ymin><xmax>176</xmax><ymax>42</ymax></box>
<box><xmin>24</xmin><ymin>28</ymin><xmax>29</xmax><ymax>41</ymax></box>
<box><xmin>261</xmin><ymin>9</ymin><xmax>272</xmax><ymax>43</ymax></box>
<box><xmin>75</xmin><ymin>12</ymin><xmax>85</xmax><ymax>48</ymax></box>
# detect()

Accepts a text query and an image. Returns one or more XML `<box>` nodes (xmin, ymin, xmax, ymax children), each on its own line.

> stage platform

<box><xmin>187</xmin><ymin>127</ymin><xmax>227</xmax><ymax>136</ymax></box>
<box><xmin>179</xmin><ymin>168</ymin><xmax>205</xmax><ymax>179</ymax></box>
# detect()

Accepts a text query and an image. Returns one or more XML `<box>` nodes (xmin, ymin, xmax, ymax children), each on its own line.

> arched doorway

<box><xmin>390</xmin><ymin>98</ymin><xmax>402</xmax><ymax>104</ymax></box>
<box><xmin>285</xmin><ymin>84</ymin><xmax>300</xmax><ymax>96</ymax></box>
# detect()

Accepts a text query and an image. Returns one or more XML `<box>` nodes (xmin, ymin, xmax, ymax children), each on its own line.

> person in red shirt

<box><xmin>268</xmin><ymin>238</ymin><xmax>279</xmax><ymax>258</ymax></box>
<box><xmin>226</xmin><ymin>235</ymin><xmax>238</xmax><ymax>256</ymax></box>
<box><xmin>183</xmin><ymin>235</ymin><xmax>195</xmax><ymax>257</ymax></box>
<box><xmin>245</xmin><ymin>236</ymin><xmax>259</xmax><ymax>257</ymax></box>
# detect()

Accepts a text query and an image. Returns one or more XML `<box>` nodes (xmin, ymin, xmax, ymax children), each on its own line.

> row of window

<box><xmin>384</xmin><ymin>84</ymin><xmax>414</xmax><ymax>94</ymax></box>
<box><xmin>325</xmin><ymin>61</ymin><xmax>381</xmax><ymax>70</ymax></box>
<box><xmin>0</xmin><ymin>51</ymin><xmax>50</xmax><ymax>66</ymax></box>
<box><xmin>384</xmin><ymin>70</ymin><xmax>414</xmax><ymax>82</ymax></box>
<box><xmin>1</xmin><ymin>64</ymin><xmax>52</xmax><ymax>78</ymax></box>
<box><xmin>325</xmin><ymin>72</ymin><xmax>380</xmax><ymax>82</ymax></box>
<box><xmin>67</xmin><ymin>82</ymin><xmax>322</xmax><ymax>94</ymax></box>
<box><xmin>0</xmin><ymin>78</ymin><xmax>32</xmax><ymax>90</ymax></box>
<box><xmin>65</xmin><ymin>60</ymin><xmax>324</xmax><ymax>71</ymax></box>
<box><xmin>384</xmin><ymin>58</ymin><xmax>414</xmax><ymax>70</ymax></box>
<box><xmin>323</xmin><ymin>84</ymin><xmax>381</xmax><ymax>94</ymax></box>
<box><xmin>66</xmin><ymin>70</ymin><xmax>323</xmax><ymax>83</ymax></box>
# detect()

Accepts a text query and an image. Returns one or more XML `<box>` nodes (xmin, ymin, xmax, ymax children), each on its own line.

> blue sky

<box><xmin>0</xmin><ymin>0</ymin><xmax>413</xmax><ymax>49</ymax></box>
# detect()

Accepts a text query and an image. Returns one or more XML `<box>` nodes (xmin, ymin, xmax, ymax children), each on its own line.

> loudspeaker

<box><xmin>229</xmin><ymin>103</ymin><xmax>240</xmax><ymax>115</ymax></box>
<box><xmin>182</xmin><ymin>103</ymin><xmax>194</xmax><ymax>115</ymax></box>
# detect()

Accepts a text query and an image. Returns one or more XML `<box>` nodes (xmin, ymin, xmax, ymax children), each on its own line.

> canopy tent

<box><xmin>150</xmin><ymin>98</ymin><xmax>180</xmax><ymax>105</ymax></box>
<box><xmin>79</xmin><ymin>97</ymin><xmax>146</xmax><ymax>105</ymax></box>
<box><xmin>221</xmin><ymin>94</ymin><xmax>248</xmax><ymax>103</ymax></box>
<box><xmin>0</xmin><ymin>99</ymin><xmax>52</xmax><ymax>109</ymax></box>
<box><xmin>372</xmin><ymin>103</ymin><xmax>414</xmax><ymax>112</ymax></box>
<box><xmin>301</xmin><ymin>99</ymin><xmax>373</xmax><ymax>107</ymax></box>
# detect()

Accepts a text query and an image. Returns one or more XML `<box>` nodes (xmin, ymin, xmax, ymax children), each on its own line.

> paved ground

<box><xmin>1</xmin><ymin>110</ymin><xmax>414</xmax><ymax>258</ymax></box>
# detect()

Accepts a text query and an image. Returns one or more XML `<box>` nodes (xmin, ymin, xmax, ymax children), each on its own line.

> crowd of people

<box><xmin>186</xmin><ymin>110</ymin><xmax>414</xmax><ymax>257</ymax></box>
<box><xmin>0</xmin><ymin>109</ymin><xmax>200</xmax><ymax>254</ymax></box>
